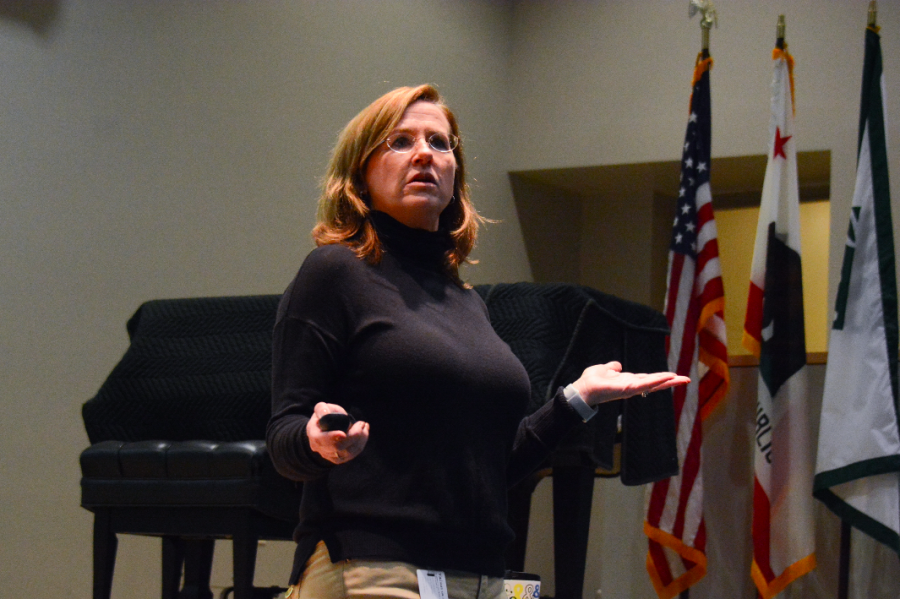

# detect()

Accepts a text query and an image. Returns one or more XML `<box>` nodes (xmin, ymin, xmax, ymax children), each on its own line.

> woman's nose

<box><xmin>410</xmin><ymin>140</ymin><xmax>434</xmax><ymax>163</ymax></box>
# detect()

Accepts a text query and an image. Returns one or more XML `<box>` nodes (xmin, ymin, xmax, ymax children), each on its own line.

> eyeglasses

<box><xmin>383</xmin><ymin>131</ymin><xmax>459</xmax><ymax>153</ymax></box>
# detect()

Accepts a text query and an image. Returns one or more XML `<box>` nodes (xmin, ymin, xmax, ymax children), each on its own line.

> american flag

<box><xmin>644</xmin><ymin>54</ymin><xmax>729</xmax><ymax>599</ymax></box>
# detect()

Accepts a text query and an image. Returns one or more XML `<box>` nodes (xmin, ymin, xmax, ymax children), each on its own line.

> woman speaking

<box><xmin>267</xmin><ymin>84</ymin><xmax>688</xmax><ymax>599</ymax></box>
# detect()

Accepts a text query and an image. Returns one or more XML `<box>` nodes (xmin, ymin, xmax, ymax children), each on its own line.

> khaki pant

<box><xmin>286</xmin><ymin>541</ymin><xmax>504</xmax><ymax>599</ymax></box>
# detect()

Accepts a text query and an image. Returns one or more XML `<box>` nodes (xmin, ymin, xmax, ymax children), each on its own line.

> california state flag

<box><xmin>742</xmin><ymin>45</ymin><xmax>817</xmax><ymax>598</ymax></box>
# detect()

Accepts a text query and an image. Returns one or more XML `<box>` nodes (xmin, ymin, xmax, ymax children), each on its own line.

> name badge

<box><xmin>417</xmin><ymin>569</ymin><xmax>449</xmax><ymax>599</ymax></box>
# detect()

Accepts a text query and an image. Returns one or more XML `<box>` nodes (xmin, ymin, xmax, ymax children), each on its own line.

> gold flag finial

<box><xmin>868</xmin><ymin>1</ymin><xmax>878</xmax><ymax>28</ymax></box>
<box><xmin>689</xmin><ymin>0</ymin><xmax>717</xmax><ymax>29</ymax></box>
<box><xmin>689</xmin><ymin>0</ymin><xmax>717</xmax><ymax>52</ymax></box>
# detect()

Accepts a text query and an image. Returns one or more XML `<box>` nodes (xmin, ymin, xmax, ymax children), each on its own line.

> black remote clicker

<box><xmin>318</xmin><ymin>413</ymin><xmax>355</xmax><ymax>432</ymax></box>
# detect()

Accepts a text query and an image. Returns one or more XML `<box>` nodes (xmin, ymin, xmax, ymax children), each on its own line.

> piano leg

<box><xmin>552</xmin><ymin>464</ymin><xmax>595</xmax><ymax>599</ymax></box>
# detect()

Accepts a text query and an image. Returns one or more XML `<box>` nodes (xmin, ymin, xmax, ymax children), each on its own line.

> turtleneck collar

<box><xmin>369</xmin><ymin>210</ymin><xmax>453</xmax><ymax>271</ymax></box>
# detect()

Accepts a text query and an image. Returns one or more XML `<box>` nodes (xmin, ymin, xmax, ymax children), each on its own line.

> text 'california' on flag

<box><xmin>742</xmin><ymin>43</ymin><xmax>816</xmax><ymax>599</ymax></box>
<box><xmin>644</xmin><ymin>52</ymin><xmax>729</xmax><ymax>599</ymax></box>
<box><xmin>814</xmin><ymin>22</ymin><xmax>900</xmax><ymax>555</ymax></box>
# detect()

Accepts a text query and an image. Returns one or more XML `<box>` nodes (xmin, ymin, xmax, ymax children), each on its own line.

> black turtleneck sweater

<box><xmin>267</xmin><ymin>212</ymin><xmax>582</xmax><ymax>580</ymax></box>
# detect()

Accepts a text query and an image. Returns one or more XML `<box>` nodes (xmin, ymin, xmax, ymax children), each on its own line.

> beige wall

<box><xmin>3</xmin><ymin>2</ymin><xmax>900</xmax><ymax>598</ymax></box>
<box><xmin>0</xmin><ymin>2</ymin><xmax>524</xmax><ymax>597</ymax></box>
<box><xmin>507</xmin><ymin>0</ymin><xmax>900</xmax><ymax>309</ymax></box>
<box><xmin>718</xmin><ymin>201</ymin><xmax>831</xmax><ymax>356</ymax></box>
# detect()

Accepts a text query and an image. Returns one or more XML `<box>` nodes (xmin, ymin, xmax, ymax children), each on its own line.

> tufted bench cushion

<box><xmin>80</xmin><ymin>440</ymin><xmax>300</xmax><ymax>523</ymax></box>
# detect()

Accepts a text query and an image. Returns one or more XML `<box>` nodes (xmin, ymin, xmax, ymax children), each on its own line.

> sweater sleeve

<box><xmin>266</xmin><ymin>247</ymin><xmax>355</xmax><ymax>481</ymax></box>
<box><xmin>506</xmin><ymin>387</ymin><xmax>584</xmax><ymax>486</ymax></box>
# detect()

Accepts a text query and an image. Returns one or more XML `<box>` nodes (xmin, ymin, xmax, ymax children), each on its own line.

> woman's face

<box><xmin>363</xmin><ymin>101</ymin><xmax>457</xmax><ymax>232</ymax></box>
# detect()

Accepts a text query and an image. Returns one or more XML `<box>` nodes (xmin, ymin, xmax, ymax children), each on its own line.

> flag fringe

<box><xmin>692</xmin><ymin>56</ymin><xmax>713</xmax><ymax>87</ymax></box>
<box><xmin>697</xmin><ymin>350</ymin><xmax>730</xmax><ymax>420</ymax></box>
<box><xmin>741</xmin><ymin>329</ymin><xmax>761</xmax><ymax>358</ymax></box>
<box><xmin>751</xmin><ymin>553</ymin><xmax>817</xmax><ymax>599</ymax></box>
<box><xmin>696</xmin><ymin>296</ymin><xmax>724</xmax><ymax>340</ymax></box>
<box><xmin>743</xmin><ymin>282</ymin><xmax>764</xmax><ymax>357</ymax></box>
<box><xmin>644</xmin><ymin>521</ymin><xmax>708</xmax><ymax>599</ymax></box>
<box><xmin>772</xmin><ymin>47</ymin><xmax>796</xmax><ymax>116</ymax></box>
<box><xmin>697</xmin><ymin>295</ymin><xmax>730</xmax><ymax>418</ymax></box>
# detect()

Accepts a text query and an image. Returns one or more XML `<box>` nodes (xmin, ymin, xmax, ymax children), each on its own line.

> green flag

<box><xmin>814</xmin><ymin>24</ymin><xmax>900</xmax><ymax>554</ymax></box>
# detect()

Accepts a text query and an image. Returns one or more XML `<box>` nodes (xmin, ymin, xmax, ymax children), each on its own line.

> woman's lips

<box><xmin>408</xmin><ymin>172</ymin><xmax>437</xmax><ymax>185</ymax></box>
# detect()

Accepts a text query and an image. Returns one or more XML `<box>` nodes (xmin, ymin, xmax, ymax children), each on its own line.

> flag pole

<box><xmin>676</xmin><ymin>5</ymin><xmax>715</xmax><ymax>599</ymax></box>
<box><xmin>688</xmin><ymin>0</ymin><xmax>712</xmax><ymax>584</ymax></box>
<box><xmin>700</xmin><ymin>15</ymin><xmax>709</xmax><ymax>58</ymax></box>
<box><xmin>769</xmin><ymin>16</ymin><xmax>789</xmax><ymax>599</ymax></box>
<box><xmin>686</xmin><ymin>3</ymin><xmax>712</xmax><ymax>587</ymax></box>
<box><xmin>776</xmin><ymin>14</ymin><xmax>785</xmax><ymax>51</ymax></box>
<box><xmin>838</xmin><ymin>521</ymin><xmax>850</xmax><ymax>599</ymax></box>
<box><xmin>834</xmin><ymin>7</ymin><xmax>872</xmax><ymax>599</ymax></box>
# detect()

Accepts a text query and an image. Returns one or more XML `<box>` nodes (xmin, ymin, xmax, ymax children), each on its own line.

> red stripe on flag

<box><xmin>694</xmin><ymin>518</ymin><xmax>707</xmax><ymax>553</ymax></box>
<box><xmin>752</xmin><ymin>476</ymin><xmax>775</xmax><ymax>583</ymax></box>
<box><xmin>672</xmin><ymin>413</ymin><xmax>704</xmax><ymax>539</ymax></box>
<box><xmin>680</xmin><ymin>519</ymin><xmax>707</xmax><ymax>573</ymax></box>
<box><xmin>665</xmin><ymin>253</ymin><xmax>686</xmax><ymax>338</ymax></box>
<box><xmin>696</xmin><ymin>201</ymin><xmax>715</xmax><ymax>228</ymax></box>
<box><xmin>646</xmin><ymin>384</ymin><xmax>688</xmax><ymax>527</ymax></box>
<box><xmin>697</xmin><ymin>372</ymin><xmax>726</xmax><ymax>410</ymax></box>
<box><xmin>649</xmin><ymin>539</ymin><xmax>675</xmax><ymax>587</ymax></box>
<box><xmin>744</xmin><ymin>282</ymin><xmax>764</xmax><ymax>350</ymax></box>
<box><xmin>676</xmin><ymin>295</ymin><xmax>699</xmax><ymax>379</ymax></box>
<box><xmin>697</xmin><ymin>329</ymin><xmax>726</xmax><ymax>358</ymax></box>
<box><xmin>646</xmin><ymin>474</ymin><xmax>672</xmax><ymax>526</ymax></box>
<box><xmin>697</xmin><ymin>330</ymin><xmax>728</xmax><ymax>409</ymax></box>
<box><xmin>697</xmin><ymin>273</ymin><xmax>724</xmax><ymax>309</ymax></box>
<box><xmin>669</xmin><ymin>372</ymin><xmax>688</xmax><ymax>429</ymax></box>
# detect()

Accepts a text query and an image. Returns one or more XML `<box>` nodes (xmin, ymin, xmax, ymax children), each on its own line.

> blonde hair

<box><xmin>312</xmin><ymin>85</ymin><xmax>481</xmax><ymax>281</ymax></box>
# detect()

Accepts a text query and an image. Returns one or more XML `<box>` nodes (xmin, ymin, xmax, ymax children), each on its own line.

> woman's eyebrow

<box><xmin>390</xmin><ymin>126</ymin><xmax>446</xmax><ymax>135</ymax></box>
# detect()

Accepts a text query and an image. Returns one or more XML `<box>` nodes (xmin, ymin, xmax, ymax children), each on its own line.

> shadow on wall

<box><xmin>0</xmin><ymin>0</ymin><xmax>60</xmax><ymax>36</ymax></box>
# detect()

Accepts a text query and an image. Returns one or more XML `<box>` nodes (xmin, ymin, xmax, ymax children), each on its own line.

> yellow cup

<box><xmin>503</xmin><ymin>572</ymin><xmax>540</xmax><ymax>599</ymax></box>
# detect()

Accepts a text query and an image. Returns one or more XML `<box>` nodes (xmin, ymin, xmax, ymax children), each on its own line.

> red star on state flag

<box><xmin>773</xmin><ymin>126</ymin><xmax>792</xmax><ymax>159</ymax></box>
